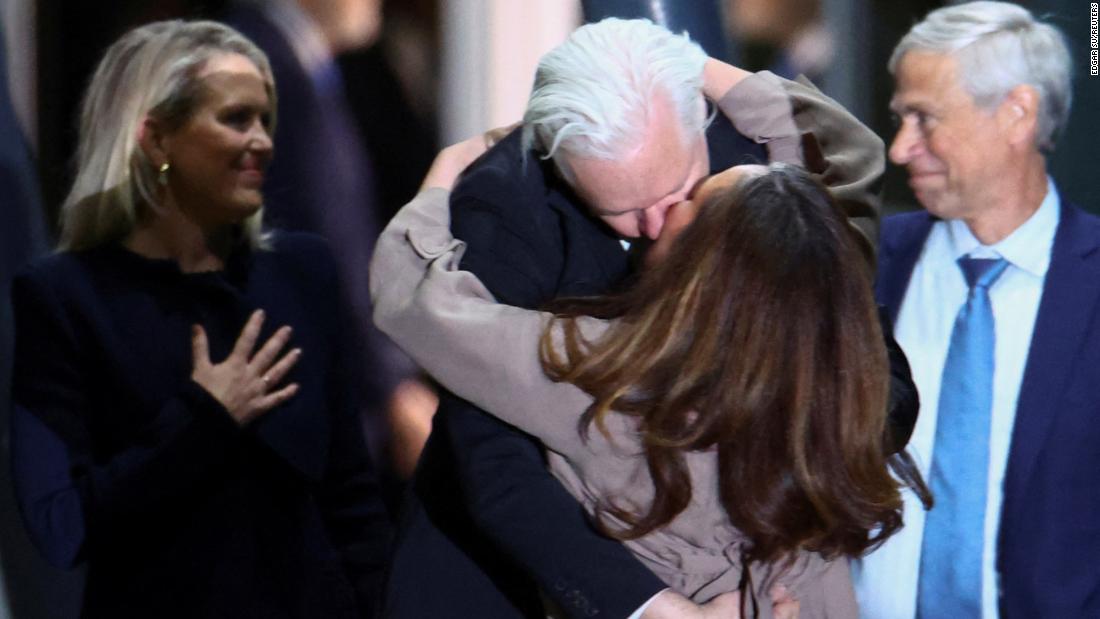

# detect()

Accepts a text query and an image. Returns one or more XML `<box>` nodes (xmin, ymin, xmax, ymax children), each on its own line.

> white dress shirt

<box><xmin>852</xmin><ymin>179</ymin><xmax>1060</xmax><ymax>619</ymax></box>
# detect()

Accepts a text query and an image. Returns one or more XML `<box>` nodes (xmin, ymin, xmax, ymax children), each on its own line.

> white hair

<box><xmin>60</xmin><ymin>20</ymin><xmax>276</xmax><ymax>251</ymax></box>
<box><xmin>889</xmin><ymin>1</ymin><xmax>1072</xmax><ymax>150</ymax></box>
<box><xmin>521</xmin><ymin>18</ymin><xmax>709</xmax><ymax>182</ymax></box>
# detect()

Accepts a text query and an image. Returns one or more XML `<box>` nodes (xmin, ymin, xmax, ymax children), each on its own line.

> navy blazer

<box><xmin>875</xmin><ymin>199</ymin><xmax>1100</xmax><ymax>618</ymax></box>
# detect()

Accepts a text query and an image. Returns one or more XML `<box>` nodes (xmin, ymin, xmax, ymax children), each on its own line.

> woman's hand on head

<box><xmin>419</xmin><ymin>123</ymin><xmax>520</xmax><ymax>192</ymax></box>
<box><xmin>191</xmin><ymin>309</ymin><xmax>301</xmax><ymax>425</ymax></box>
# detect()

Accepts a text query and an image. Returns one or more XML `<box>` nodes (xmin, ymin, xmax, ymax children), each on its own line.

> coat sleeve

<box><xmin>371</xmin><ymin>189</ymin><xmax>666</xmax><ymax>616</ymax></box>
<box><xmin>715</xmin><ymin>70</ymin><xmax>884</xmax><ymax>251</ymax></box>
<box><xmin>371</xmin><ymin>190</ymin><xmax>602</xmax><ymax>451</ymax></box>
<box><xmin>9</xmin><ymin>270</ymin><xmax>244</xmax><ymax>568</ymax></box>
<box><xmin>716</xmin><ymin>72</ymin><xmax>918</xmax><ymax>453</ymax></box>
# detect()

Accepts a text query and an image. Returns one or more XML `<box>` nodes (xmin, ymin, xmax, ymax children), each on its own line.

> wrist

<box><xmin>702</xmin><ymin>58</ymin><xmax>752</xmax><ymax>101</ymax></box>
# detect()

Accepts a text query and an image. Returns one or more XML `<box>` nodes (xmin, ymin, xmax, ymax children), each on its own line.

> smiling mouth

<box><xmin>239</xmin><ymin>168</ymin><xmax>265</xmax><ymax>186</ymax></box>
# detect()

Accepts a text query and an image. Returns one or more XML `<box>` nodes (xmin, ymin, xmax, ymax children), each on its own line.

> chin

<box><xmin>218</xmin><ymin>203</ymin><xmax>262</xmax><ymax>226</ymax></box>
<box><xmin>234</xmin><ymin>193</ymin><xmax>265</xmax><ymax>214</ymax></box>
<box><xmin>920</xmin><ymin>198</ymin><xmax>963</xmax><ymax>221</ymax></box>
<box><xmin>240</xmin><ymin>203</ymin><xmax>263</xmax><ymax>219</ymax></box>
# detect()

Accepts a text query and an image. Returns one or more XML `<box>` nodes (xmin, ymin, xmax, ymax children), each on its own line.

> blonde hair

<box><xmin>60</xmin><ymin>20</ymin><xmax>277</xmax><ymax>251</ymax></box>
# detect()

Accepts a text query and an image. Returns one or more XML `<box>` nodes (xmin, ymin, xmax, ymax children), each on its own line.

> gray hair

<box><xmin>60</xmin><ymin>20</ymin><xmax>276</xmax><ymax>251</ymax></box>
<box><xmin>521</xmin><ymin>18</ymin><xmax>709</xmax><ymax>183</ymax></box>
<box><xmin>889</xmin><ymin>1</ymin><xmax>1072</xmax><ymax>150</ymax></box>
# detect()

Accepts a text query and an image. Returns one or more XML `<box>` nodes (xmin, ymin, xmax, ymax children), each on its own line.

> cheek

<box><xmin>664</xmin><ymin>201</ymin><xmax>698</xmax><ymax>235</ymax></box>
<box><xmin>920</xmin><ymin>133</ymin><xmax>954</xmax><ymax>171</ymax></box>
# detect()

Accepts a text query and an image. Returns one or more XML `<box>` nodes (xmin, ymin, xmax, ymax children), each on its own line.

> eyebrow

<box><xmin>890</xmin><ymin>96</ymin><xmax>936</xmax><ymax>115</ymax></box>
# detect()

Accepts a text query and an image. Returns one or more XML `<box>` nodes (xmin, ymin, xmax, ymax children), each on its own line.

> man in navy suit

<box><xmin>852</xmin><ymin>3</ymin><xmax>1100</xmax><ymax>617</ymax></box>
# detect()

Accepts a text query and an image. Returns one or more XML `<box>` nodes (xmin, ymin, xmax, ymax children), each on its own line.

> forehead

<box><xmin>695</xmin><ymin>164</ymin><xmax>766</xmax><ymax>204</ymax></box>
<box><xmin>571</xmin><ymin>101</ymin><xmax>705</xmax><ymax>215</ymax></box>
<box><xmin>194</xmin><ymin>53</ymin><xmax>270</xmax><ymax>103</ymax></box>
<box><xmin>199</xmin><ymin>52</ymin><xmax>262</xmax><ymax>78</ymax></box>
<box><xmin>890</xmin><ymin>51</ymin><xmax>968</xmax><ymax>110</ymax></box>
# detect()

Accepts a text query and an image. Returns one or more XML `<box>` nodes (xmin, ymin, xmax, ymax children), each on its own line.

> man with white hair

<box><xmin>852</xmin><ymin>2</ymin><xmax>1100</xmax><ymax>617</ymax></box>
<box><xmin>383</xmin><ymin>17</ymin><xmax>910</xmax><ymax>618</ymax></box>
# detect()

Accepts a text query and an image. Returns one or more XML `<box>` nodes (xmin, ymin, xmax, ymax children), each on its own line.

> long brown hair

<box><xmin>541</xmin><ymin>163</ymin><xmax>909</xmax><ymax>565</ymax></box>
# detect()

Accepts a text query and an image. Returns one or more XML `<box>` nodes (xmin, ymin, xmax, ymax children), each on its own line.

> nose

<box><xmin>249</xmin><ymin>121</ymin><xmax>274</xmax><ymax>153</ymax></box>
<box><xmin>248</xmin><ymin>127</ymin><xmax>274</xmax><ymax>168</ymax></box>
<box><xmin>639</xmin><ymin>202</ymin><xmax>671</xmax><ymax>240</ymax></box>
<box><xmin>889</xmin><ymin>120</ymin><xmax>921</xmax><ymax>166</ymax></box>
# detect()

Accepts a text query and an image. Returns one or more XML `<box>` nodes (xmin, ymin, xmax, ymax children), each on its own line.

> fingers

<box><xmin>255</xmin><ymin>382</ymin><xmax>299</xmax><ymax>412</ymax></box>
<box><xmin>261</xmin><ymin>347</ymin><xmax>302</xmax><ymax>388</ymax></box>
<box><xmin>422</xmin><ymin>128</ymin><xmax>519</xmax><ymax>192</ymax></box>
<box><xmin>191</xmin><ymin>325</ymin><xmax>210</xmax><ymax>368</ymax></box>
<box><xmin>773</xmin><ymin>599</ymin><xmax>800</xmax><ymax>619</ymax></box>
<box><xmin>250</xmin><ymin>325</ymin><xmax>293</xmax><ymax>373</ymax></box>
<box><xmin>191</xmin><ymin>310</ymin><xmax>304</xmax><ymax>426</ymax></box>
<box><xmin>769</xmin><ymin>585</ymin><xmax>799</xmax><ymax>619</ymax></box>
<box><xmin>230</xmin><ymin>309</ymin><xmax>265</xmax><ymax>360</ymax></box>
<box><xmin>483</xmin><ymin>122</ymin><xmax>520</xmax><ymax>148</ymax></box>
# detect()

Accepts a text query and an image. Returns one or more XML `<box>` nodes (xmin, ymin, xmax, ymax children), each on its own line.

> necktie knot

<box><xmin>958</xmin><ymin>256</ymin><xmax>1008</xmax><ymax>290</ymax></box>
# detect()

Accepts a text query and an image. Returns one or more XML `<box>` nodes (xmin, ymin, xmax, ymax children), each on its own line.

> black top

<box><xmin>11</xmin><ymin>232</ymin><xmax>392</xmax><ymax>618</ymax></box>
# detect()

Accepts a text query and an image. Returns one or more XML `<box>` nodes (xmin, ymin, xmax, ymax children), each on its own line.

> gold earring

<box><xmin>157</xmin><ymin>162</ymin><xmax>170</xmax><ymax>186</ymax></box>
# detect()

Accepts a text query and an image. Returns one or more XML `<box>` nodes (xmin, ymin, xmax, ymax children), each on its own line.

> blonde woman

<box><xmin>11</xmin><ymin>21</ymin><xmax>391</xmax><ymax>618</ymax></box>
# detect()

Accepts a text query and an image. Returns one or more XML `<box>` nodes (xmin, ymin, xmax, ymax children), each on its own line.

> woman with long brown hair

<box><xmin>372</xmin><ymin>151</ymin><xmax>928</xmax><ymax>617</ymax></box>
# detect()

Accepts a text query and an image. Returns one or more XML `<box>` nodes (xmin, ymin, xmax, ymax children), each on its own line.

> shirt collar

<box><xmin>944</xmin><ymin>176</ymin><xmax>1060</xmax><ymax>278</ymax></box>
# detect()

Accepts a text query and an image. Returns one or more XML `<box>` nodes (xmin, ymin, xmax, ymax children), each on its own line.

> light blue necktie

<box><xmin>917</xmin><ymin>256</ymin><xmax>1008</xmax><ymax>618</ymax></box>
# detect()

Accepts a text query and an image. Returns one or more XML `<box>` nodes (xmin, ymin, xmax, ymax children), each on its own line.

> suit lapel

<box><xmin>875</xmin><ymin>211</ymin><xmax>936</xmax><ymax>325</ymax></box>
<box><xmin>1003</xmin><ymin>202</ymin><xmax>1100</xmax><ymax>501</ymax></box>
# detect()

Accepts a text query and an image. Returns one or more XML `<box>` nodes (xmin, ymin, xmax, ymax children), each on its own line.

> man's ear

<box><xmin>137</xmin><ymin>115</ymin><xmax>170</xmax><ymax>167</ymax></box>
<box><xmin>999</xmin><ymin>84</ymin><xmax>1039</xmax><ymax>147</ymax></box>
